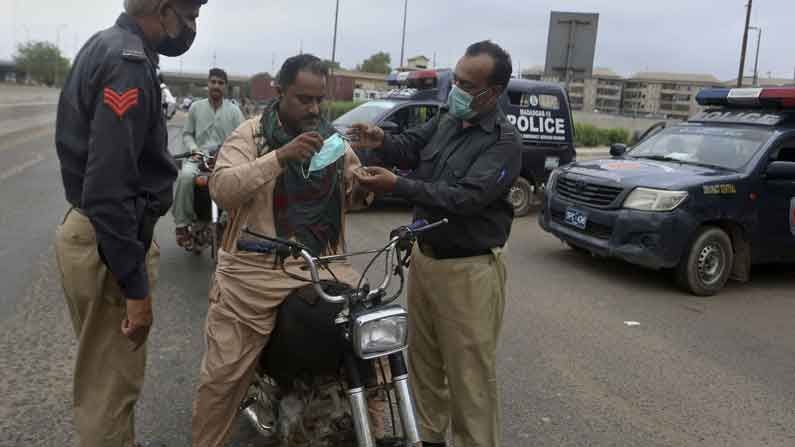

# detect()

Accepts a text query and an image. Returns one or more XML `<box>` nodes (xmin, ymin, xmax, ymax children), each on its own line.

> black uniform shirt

<box><xmin>381</xmin><ymin>106</ymin><xmax>522</xmax><ymax>256</ymax></box>
<box><xmin>55</xmin><ymin>14</ymin><xmax>176</xmax><ymax>299</ymax></box>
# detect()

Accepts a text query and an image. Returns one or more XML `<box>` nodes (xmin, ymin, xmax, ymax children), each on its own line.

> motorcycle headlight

<box><xmin>352</xmin><ymin>305</ymin><xmax>409</xmax><ymax>360</ymax></box>
<box><xmin>623</xmin><ymin>187</ymin><xmax>688</xmax><ymax>211</ymax></box>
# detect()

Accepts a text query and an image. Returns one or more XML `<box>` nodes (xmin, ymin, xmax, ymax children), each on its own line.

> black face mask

<box><xmin>156</xmin><ymin>7</ymin><xmax>196</xmax><ymax>57</ymax></box>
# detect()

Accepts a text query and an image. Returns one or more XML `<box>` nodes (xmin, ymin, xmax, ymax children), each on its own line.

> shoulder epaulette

<box><xmin>121</xmin><ymin>48</ymin><xmax>147</xmax><ymax>62</ymax></box>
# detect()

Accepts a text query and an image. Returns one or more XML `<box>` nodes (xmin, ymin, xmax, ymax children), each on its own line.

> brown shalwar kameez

<box><xmin>191</xmin><ymin>117</ymin><xmax>378</xmax><ymax>447</ymax></box>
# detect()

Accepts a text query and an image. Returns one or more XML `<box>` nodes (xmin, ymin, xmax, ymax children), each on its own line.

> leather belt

<box><xmin>419</xmin><ymin>243</ymin><xmax>491</xmax><ymax>260</ymax></box>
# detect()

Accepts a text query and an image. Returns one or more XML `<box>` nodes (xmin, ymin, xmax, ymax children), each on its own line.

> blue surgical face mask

<box><xmin>447</xmin><ymin>85</ymin><xmax>490</xmax><ymax>121</ymax></box>
<box><xmin>308</xmin><ymin>133</ymin><xmax>347</xmax><ymax>172</ymax></box>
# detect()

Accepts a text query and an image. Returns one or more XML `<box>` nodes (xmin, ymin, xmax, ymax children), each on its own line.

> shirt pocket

<box><xmin>443</xmin><ymin>152</ymin><xmax>475</xmax><ymax>184</ymax></box>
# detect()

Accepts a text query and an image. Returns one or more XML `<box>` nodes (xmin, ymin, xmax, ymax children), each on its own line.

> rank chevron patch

<box><xmin>103</xmin><ymin>87</ymin><xmax>139</xmax><ymax>119</ymax></box>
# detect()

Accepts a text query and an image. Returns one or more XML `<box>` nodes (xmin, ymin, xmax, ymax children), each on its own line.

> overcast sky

<box><xmin>1</xmin><ymin>0</ymin><xmax>793</xmax><ymax>81</ymax></box>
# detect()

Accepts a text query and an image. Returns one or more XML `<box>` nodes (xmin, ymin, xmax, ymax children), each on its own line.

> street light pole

<box><xmin>749</xmin><ymin>26</ymin><xmax>762</xmax><ymax>87</ymax></box>
<box><xmin>327</xmin><ymin>0</ymin><xmax>340</xmax><ymax>119</ymax></box>
<box><xmin>736</xmin><ymin>0</ymin><xmax>753</xmax><ymax>87</ymax></box>
<box><xmin>399</xmin><ymin>0</ymin><xmax>408</xmax><ymax>70</ymax></box>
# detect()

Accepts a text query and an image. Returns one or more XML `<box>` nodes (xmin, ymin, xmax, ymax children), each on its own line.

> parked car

<box><xmin>540</xmin><ymin>87</ymin><xmax>795</xmax><ymax>296</ymax></box>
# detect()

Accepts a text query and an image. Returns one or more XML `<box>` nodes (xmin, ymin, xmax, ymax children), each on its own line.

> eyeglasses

<box><xmin>453</xmin><ymin>77</ymin><xmax>491</xmax><ymax>98</ymax></box>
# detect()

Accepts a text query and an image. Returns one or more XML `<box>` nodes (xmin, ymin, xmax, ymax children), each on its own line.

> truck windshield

<box><xmin>333</xmin><ymin>101</ymin><xmax>398</xmax><ymax>127</ymax></box>
<box><xmin>629</xmin><ymin>125</ymin><xmax>773</xmax><ymax>171</ymax></box>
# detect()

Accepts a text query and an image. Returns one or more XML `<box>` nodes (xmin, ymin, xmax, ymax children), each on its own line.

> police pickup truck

<box><xmin>540</xmin><ymin>87</ymin><xmax>795</xmax><ymax>296</ymax></box>
<box><xmin>333</xmin><ymin>69</ymin><xmax>576</xmax><ymax>216</ymax></box>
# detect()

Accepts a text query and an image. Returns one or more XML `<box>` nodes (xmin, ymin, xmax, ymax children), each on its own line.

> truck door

<box><xmin>759</xmin><ymin>142</ymin><xmax>795</xmax><ymax>261</ymax></box>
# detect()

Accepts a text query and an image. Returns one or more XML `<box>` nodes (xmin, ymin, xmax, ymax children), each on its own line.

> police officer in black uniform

<box><xmin>351</xmin><ymin>41</ymin><xmax>521</xmax><ymax>447</ymax></box>
<box><xmin>54</xmin><ymin>1</ymin><xmax>206</xmax><ymax>445</ymax></box>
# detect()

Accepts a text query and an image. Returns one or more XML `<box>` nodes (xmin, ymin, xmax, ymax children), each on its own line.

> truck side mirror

<box><xmin>766</xmin><ymin>161</ymin><xmax>795</xmax><ymax>180</ymax></box>
<box><xmin>379</xmin><ymin>120</ymin><xmax>400</xmax><ymax>133</ymax></box>
<box><xmin>610</xmin><ymin>143</ymin><xmax>627</xmax><ymax>157</ymax></box>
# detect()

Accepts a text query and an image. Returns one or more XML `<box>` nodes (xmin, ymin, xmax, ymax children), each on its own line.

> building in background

<box><xmin>249</xmin><ymin>69</ymin><xmax>387</xmax><ymax>103</ymax></box>
<box><xmin>250</xmin><ymin>72</ymin><xmax>277</xmax><ymax>103</ymax></box>
<box><xmin>567</xmin><ymin>67</ymin><xmax>623</xmax><ymax>113</ymax></box>
<box><xmin>407</xmin><ymin>56</ymin><xmax>430</xmax><ymax>70</ymax></box>
<box><xmin>724</xmin><ymin>76</ymin><xmax>795</xmax><ymax>88</ymax></box>
<box><xmin>622</xmin><ymin>72</ymin><xmax>723</xmax><ymax>120</ymax></box>
<box><xmin>161</xmin><ymin>70</ymin><xmax>251</xmax><ymax>100</ymax></box>
<box><xmin>0</xmin><ymin>60</ymin><xmax>18</xmax><ymax>83</ymax></box>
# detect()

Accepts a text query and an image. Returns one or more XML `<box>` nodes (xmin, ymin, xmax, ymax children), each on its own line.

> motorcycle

<box><xmin>235</xmin><ymin>218</ymin><xmax>448</xmax><ymax>447</ymax></box>
<box><xmin>174</xmin><ymin>147</ymin><xmax>225</xmax><ymax>261</ymax></box>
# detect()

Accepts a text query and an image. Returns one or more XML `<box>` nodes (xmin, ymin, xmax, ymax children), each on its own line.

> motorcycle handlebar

<box><xmin>173</xmin><ymin>150</ymin><xmax>216</xmax><ymax>160</ymax></box>
<box><xmin>239</xmin><ymin>219</ymin><xmax>447</xmax><ymax>304</ymax></box>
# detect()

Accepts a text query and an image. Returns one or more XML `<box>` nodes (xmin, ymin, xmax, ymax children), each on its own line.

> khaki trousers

<box><xmin>407</xmin><ymin>246</ymin><xmax>507</xmax><ymax>447</ymax></box>
<box><xmin>191</xmin><ymin>259</ymin><xmax>386</xmax><ymax>447</ymax></box>
<box><xmin>55</xmin><ymin>208</ymin><xmax>160</xmax><ymax>447</ymax></box>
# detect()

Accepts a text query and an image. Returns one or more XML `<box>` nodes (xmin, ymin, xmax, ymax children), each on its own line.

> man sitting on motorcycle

<box><xmin>191</xmin><ymin>54</ymin><xmax>378</xmax><ymax>447</ymax></box>
<box><xmin>174</xmin><ymin>67</ymin><xmax>245</xmax><ymax>247</ymax></box>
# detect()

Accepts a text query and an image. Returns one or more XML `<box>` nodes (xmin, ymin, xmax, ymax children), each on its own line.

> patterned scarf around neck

<box><xmin>256</xmin><ymin>98</ymin><xmax>343</xmax><ymax>256</ymax></box>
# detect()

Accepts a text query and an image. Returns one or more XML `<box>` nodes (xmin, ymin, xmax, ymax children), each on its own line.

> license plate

<box><xmin>565</xmin><ymin>208</ymin><xmax>588</xmax><ymax>230</ymax></box>
<box><xmin>545</xmin><ymin>156</ymin><xmax>560</xmax><ymax>170</ymax></box>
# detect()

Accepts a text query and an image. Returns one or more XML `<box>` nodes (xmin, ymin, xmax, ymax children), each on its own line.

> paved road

<box><xmin>2</xmin><ymin>99</ymin><xmax>795</xmax><ymax>446</ymax></box>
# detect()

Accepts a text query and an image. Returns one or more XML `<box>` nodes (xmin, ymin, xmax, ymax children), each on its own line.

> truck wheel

<box><xmin>675</xmin><ymin>227</ymin><xmax>733</xmax><ymax>296</ymax></box>
<box><xmin>509</xmin><ymin>177</ymin><xmax>534</xmax><ymax>217</ymax></box>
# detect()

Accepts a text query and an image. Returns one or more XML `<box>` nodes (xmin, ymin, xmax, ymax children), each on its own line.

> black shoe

<box><xmin>422</xmin><ymin>442</ymin><xmax>447</xmax><ymax>447</ymax></box>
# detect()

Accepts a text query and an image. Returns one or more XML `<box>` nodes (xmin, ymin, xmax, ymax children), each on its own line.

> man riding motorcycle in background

<box><xmin>173</xmin><ymin>67</ymin><xmax>245</xmax><ymax>247</ymax></box>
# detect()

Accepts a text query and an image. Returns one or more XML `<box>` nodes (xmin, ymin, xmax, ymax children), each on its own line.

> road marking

<box><xmin>0</xmin><ymin>102</ymin><xmax>58</xmax><ymax>108</ymax></box>
<box><xmin>624</xmin><ymin>321</ymin><xmax>641</xmax><ymax>327</ymax></box>
<box><xmin>0</xmin><ymin>127</ymin><xmax>55</xmax><ymax>153</ymax></box>
<box><xmin>0</xmin><ymin>154</ymin><xmax>46</xmax><ymax>182</ymax></box>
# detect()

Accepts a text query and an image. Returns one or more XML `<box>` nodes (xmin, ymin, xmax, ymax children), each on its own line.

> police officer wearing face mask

<box><xmin>351</xmin><ymin>41</ymin><xmax>522</xmax><ymax>447</ymax></box>
<box><xmin>54</xmin><ymin>1</ymin><xmax>206</xmax><ymax>445</ymax></box>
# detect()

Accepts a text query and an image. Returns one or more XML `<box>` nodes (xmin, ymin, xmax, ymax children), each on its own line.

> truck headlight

<box><xmin>353</xmin><ymin>305</ymin><xmax>409</xmax><ymax>359</ymax></box>
<box><xmin>546</xmin><ymin>169</ymin><xmax>562</xmax><ymax>193</ymax></box>
<box><xmin>623</xmin><ymin>188</ymin><xmax>688</xmax><ymax>211</ymax></box>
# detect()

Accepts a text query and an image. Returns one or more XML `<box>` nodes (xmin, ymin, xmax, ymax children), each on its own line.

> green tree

<box><xmin>14</xmin><ymin>41</ymin><xmax>71</xmax><ymax>87</ymax></box>
<box><xmin>356</xmin><ymin>52</ymin><xmax>391</xmax><ymax>74</ymax></box>
<box><xmin>323</xmin><ymin>59</ymin><xmax>342</xmax><ymax>70</ymax></box>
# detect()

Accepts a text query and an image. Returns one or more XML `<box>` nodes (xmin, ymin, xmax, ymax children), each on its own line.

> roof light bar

<box><xmin>697</xmin><ymin>87</ymin><xmax>795</xmax><ymax>109</ymax></box>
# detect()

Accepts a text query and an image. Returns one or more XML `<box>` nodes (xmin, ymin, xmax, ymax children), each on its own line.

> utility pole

<box><xmin>748</xmin><ymin>26</ymin><xmax>762</xmax><ymax>87</ymax></box>
<box><xmin>329</xmin><ymin>0</ymin><xmax>340</xmax><ymax>110</ymax></box>
<box><xmin>22</xmin><ymin>25</ymin><xmax>31</xmax><ymax>83</ymax></box>
<box><xmin>736</xmin><ymin>0</ymin><xmax>753</xmax><ymax>87</ymax></box>
<box><xmin>213</xmin><ymin>51</ymin><xmax>217</xmax><ymax>67</ymax></box>
<box><xmin>399</xmin><ymin>0</ymin><xmax>408</xmax><ymax>70</ymax></box>
<box><xmin>55</xmin><ymin>24</ymin><xmax>67</xmax><ymax>85</ymax></box>
<box><xmin>12</xmin><ymin>0</ymin><xmax>18</xmax><ymax>52</ymax></box>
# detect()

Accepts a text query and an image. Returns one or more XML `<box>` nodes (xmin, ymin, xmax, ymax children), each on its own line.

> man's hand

<box><xmin>275</xmin><ymin>132</ymin><xmax>324</xmax><ymax>165</ymax></box>
<box><xmin>122</xmin><ymin>296</ymin><xmax>153</xmax><ymax>351</ymax></box>
<box><xmin>353</xmin><ymin>166</ymin><xmax>398</xmax><ymax>194</ymax></box>
<box><xmin>348</xmin><ymin>123</ymin><xmax>384</xmax><ymax>151</ymax></box>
